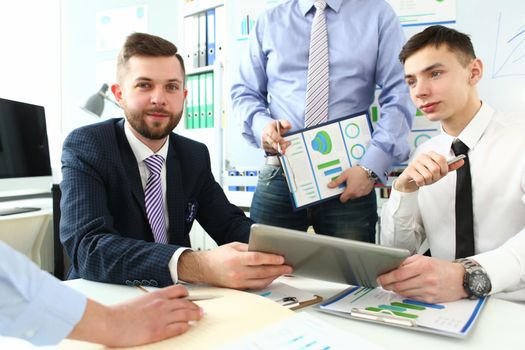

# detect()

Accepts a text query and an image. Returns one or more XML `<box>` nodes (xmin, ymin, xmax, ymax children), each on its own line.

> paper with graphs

<box><xmin>279</xmin><ymin>113</ymin><xmax>372</xmax><ymax>209</ymax></box>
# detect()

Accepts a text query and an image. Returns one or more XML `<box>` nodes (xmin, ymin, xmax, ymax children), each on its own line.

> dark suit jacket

<box><xmin>60</xmin><ymin>119</ymin><xmax>253</xmax><ymax>287</ymax></box>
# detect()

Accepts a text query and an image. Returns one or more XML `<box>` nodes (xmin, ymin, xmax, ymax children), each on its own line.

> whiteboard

<box><xmin>457</xmin><ymin>0</ymin><xmax>525</xmax><ymax>113</ymax></box>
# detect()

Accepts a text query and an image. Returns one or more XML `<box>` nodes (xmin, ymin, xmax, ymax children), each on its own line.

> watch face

<box><xmin>469</xmin><ymin>270</ymin><xmax>491</xmax><ymax>297</ymax></box>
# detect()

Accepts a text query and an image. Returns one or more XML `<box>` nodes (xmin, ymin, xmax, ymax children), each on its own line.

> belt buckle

<box><xmin>265</xmin><ymin>155</ymin><xmax>281</xmax><ymax>166</ymax></box>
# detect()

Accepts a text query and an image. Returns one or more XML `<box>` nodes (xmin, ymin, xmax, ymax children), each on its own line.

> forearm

<box><xmin>380</xmin><ymin>184</ymin><xmax>425</xmax><ymax>253</ymax></box>
<box><xmin>177</xmin><ymin>250</ymin><xmax>210</xmax><ymax>284</ymax></box>
<box><xmin>230</xmin><ymin>20</ymin><xmax>272</xmax><ymax>148</ymax></box>
<box><xmin>67</xmin><ymin>299</ymin><xmax>112</xmax><ymax>344</ymax></box>
<box><xmin>365</xmin><ymin>9</ymin><xmax>414</xmax><ymax>177</ymax></box>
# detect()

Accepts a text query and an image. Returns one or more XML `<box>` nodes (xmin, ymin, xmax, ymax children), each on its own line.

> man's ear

<box><xmin>469</xmin><ymin>58</ymin><xmax>483</xmax><ymax>85</ymax></box>
<box><xmin>111</xmin><ymin>83</ymin><xmax>123</xmax><ymax>103</ymax></box>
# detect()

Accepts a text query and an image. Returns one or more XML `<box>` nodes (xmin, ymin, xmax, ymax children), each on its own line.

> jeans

<box><xmin>250</xmin><ymin>164</ymin><xmax>378</xmax><ymax>243</ymax></box>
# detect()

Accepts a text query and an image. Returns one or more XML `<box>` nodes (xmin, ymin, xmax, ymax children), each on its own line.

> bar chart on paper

<box><xmin>280</xmin><ymin>113</ymin><xmax>373</xmax><ymax>209</ymax></box>
<box><xmin>218</xmin><ymin>312</ymin><xmax>382</xmax><ymax>350</ymax></box>
<box><xmin>320</xmin><ymin>286</ymin><xmax>486</xmax><ymax>336</ymax></box>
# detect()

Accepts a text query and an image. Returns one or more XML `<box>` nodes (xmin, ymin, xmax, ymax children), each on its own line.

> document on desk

<box><xmin>216</xmin><ymin>312</ymin><xmax>384</xmax><ymax>350</ymax></box>
<box><xmin>279</xmin><ymin>112</ymin><xmax>372</xmax><ymax>210</ymax></box>
<box><xmin>59</xmin><ymin>286</ymin><xmax>295</xmax><ymax>350</ymax></box>
<box><xmin>318</xmin><ymin>286</ymin><xmax>487</xmax><ymax>337</ymax></box>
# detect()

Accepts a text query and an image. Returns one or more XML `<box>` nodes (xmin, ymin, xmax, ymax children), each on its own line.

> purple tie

<box><xmin>144</xmin><ymin>154</ymin><xmax>168</xmax><ymax>244</ymax></box>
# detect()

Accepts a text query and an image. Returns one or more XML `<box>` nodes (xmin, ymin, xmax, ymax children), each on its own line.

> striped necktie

<box><xmin>144</xmin><ymin>154</ymin><xmax>168</xmax><ymax>244</ymax></box>
<box><xmin>305</xmin><ymin>0</ymin><xmax>329</xmax><ymax>128</ymax></box>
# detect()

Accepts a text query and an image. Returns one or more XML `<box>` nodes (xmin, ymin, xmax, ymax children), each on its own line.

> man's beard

<box><xmin>125</xmin><ymin>107</ymin><xmax>182</xmax><ymax>140</ymax></box>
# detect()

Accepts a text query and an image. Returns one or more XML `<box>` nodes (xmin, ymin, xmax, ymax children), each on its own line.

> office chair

<box><xmin>52</xmin><ymin>184</ymin><xmax>70</xmax><ymax>280</ymax></box>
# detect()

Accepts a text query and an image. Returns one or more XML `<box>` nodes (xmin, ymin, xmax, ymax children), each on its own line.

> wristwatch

<box><xmin>455</xmin><ymin>258</ymin><xmax>492</xmax><ymax>299</ymax></box>
<box><xmin>358</xmin><ymin>165</ymin><xmax>379</xmax><ymax>183</ymax></box>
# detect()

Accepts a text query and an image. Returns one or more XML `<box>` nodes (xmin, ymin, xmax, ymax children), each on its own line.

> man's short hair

<box><xmin>116</xmin><ymin>32</ymin><xmax>186</xmax><ymax>83</ymax></box>
<box><xmin>399</xmin><ymin>25</ymin><xmax>476</xmax><ymax>67</ymax></box>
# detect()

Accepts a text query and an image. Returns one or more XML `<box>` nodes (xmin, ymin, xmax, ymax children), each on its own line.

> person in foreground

<box><xmin>377</xmin><ymin>25</ymin><xmax>525</xmax><ymax>303</ymax></box>
<box><xmin>0</xmin><ymin>241</ymin><xmax>202</xmax><ymax>347</ymax></box>
<box><xmin>60</xmin><ymin>32</ymin><xmax>291</xmax><ymax>289</ymax></box>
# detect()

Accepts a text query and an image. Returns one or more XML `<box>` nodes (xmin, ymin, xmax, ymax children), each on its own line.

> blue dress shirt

<box><xmin>231</xmin><ymin>0</ymin><xmax>415</xmax><ymax>183</ymax></box>
<box><xmin>0</xmin><ymin>242</ymin><xmax>86</xmax><ymax>345</ymax></box>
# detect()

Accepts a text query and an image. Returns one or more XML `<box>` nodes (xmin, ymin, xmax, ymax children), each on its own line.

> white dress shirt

<box><xmin>381</xmin><ymin>102</ymin><xmax>525</xmax><ymax>301</ymax></box>
<box><xmin>0</xmin><ymin>242</ymin><xmax>86</xmax><ymax>345</ymax></box>
<box><xmin>124</xmin><ymin>121</ymin><xmax>190</xmax><ymax>283</ymax></box>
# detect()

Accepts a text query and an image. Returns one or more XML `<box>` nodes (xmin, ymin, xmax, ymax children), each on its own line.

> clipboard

<box><xmin>278</xmin><ymin>111</ymin><xmax>373</xmax><ymax>210</ymax></box>
<box><xmin>251</xmin><ymin>281</ymin><xmax>323</xmax><ymax>310</ymax></box>
<box><xmin>315</xmin><ymin>286</ymin><xmax>487</xmax><ymax>338</ymax></box>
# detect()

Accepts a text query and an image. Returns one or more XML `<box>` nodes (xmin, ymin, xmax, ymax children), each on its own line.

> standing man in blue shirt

<box><xmin>230</xmin><ymin>0</ymin><xmax>414</xmax><ymax>241</ymax></box>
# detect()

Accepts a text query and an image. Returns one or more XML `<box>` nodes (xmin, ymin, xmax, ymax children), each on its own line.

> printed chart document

<box><xmin>318</xmin><ymin>286</ymin><xmax>487</xmax><ymax>337</ymax></box>
<box><xmin>217</xmin><ymin>312</ymin><xmax>384</xmax><ymax>350</ymax></box>
<box><xmin>279</xmin><ymin>113</ymin><xmax>372</xmax><ymax>209</ymax></box>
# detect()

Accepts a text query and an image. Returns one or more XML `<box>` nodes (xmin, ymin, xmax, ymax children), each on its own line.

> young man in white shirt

<box><xmin>377</xmin><ymin>25</ymin><xmax>525</xmax><ymax>303</ymax></box>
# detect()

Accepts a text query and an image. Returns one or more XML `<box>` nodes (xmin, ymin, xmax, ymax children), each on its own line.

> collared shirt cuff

<box><xmin>9</xmin><ymin>276</ymin><xmax>87</xmax><ymax>345</ymax></box>
<box><xmin>252</xmin><ymin>112</ymin><xmax>274</xmax><ymax>148</ymax></box>
<box><xmin>473</xmin><ymin>247</ymin><xmax>522</xmax><ymax>295</ymax></box>
<box><xmin>169</xmin><ymin>247</ymin><xmax>194</xmax><ymax>283</ymax></box>
<box><xmin>389</xmin><ymin>180</ymin><xmax>419</xmax><ymax>216</ymax></box>
<box><xmin>359</xmin><ymin>144</ymin><xmax>392</xmax><ymax>184</ymax></box>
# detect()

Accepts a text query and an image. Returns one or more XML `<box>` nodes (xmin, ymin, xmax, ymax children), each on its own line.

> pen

<box><xmin>446</xmin><ymin>154</ymin><xmax>466</xmax><ymax>165</ymax></box>
<box><xmin>276</xmin><ymin>120</ymin><xmax>282</xmax><ymax>156</ymax></box>
<box><xmin>351</xmin><ymin>308</ymin><xmax>416</xmax><ymax>327</ymax></box>
<box><xmin>408</xmin><ymin>154</ymin><xmax>466</xmax><ymax>184</ymax></box>
<box><xmin>135</xmin><ymin>285</ymin><xmax>221</xmax><ymax>301</ymax></box>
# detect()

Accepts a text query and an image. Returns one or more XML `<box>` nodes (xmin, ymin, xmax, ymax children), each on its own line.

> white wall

<box><xmin>0</xmin><ymin>0</ymin><xmax>62</xmax><ymax>177</ymax></box>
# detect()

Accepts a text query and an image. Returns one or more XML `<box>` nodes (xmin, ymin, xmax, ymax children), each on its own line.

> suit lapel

<box><xmin>115</xmin><ymin>120</ymin><xmax>147</xmax><ymax>219</ymax></box>
<box><xmin>166</xmin><ymin>133</ymin><xmax>186</xmax><ymax>243</ymax></box>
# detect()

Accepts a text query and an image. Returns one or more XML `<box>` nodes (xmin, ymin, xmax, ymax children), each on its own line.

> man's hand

<box><xmin>69</xmin><ymin>285</ymin><xmax>203</xmax><ymax>347</ymax></box>
<box><xmin>178</xmin><ymin>242</ymin><xmax>293</xmax><ymax>289</ymax></box>
<box><xmin>261</xmin><ymin>120</ymin><xmax>292</xmax><ymax>154</ymax></box>
<box><xmin>395</xmin><ymin>151</ymin><xmax>464</xmax><ymax>193</ymax></box>
<box><xmin>328</xmin><ymin>166</ymin><xmax>374</xmax><ymax>203</ymax></box>
<box><xmin>377</xmin><ymin>255</ymin><xmax>468</xmax><ymax>303</ymax></box>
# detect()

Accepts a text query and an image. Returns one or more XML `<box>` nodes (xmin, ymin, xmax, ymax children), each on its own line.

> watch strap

<box><xmin>358</xmin><ymin>165</ymin><xmax>378</xmax><ymax>182</ymax></box>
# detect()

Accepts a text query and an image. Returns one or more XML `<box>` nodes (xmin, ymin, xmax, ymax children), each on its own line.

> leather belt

<box><xmin>265</xmin><ymin>155</ymin><xmax>281</xmax><ymax>166</ymax></box>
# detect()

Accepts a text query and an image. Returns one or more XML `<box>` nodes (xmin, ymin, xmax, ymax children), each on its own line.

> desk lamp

<box><xmin>81</xmin><ymin>83</ymin><xmax>121</xmax><ymax>117</ymax></box>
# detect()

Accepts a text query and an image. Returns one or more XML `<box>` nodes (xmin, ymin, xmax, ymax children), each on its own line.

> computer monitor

<box><xmin>0</xmin><ymin>97</ymin><xmax>52</xmax><ymax>198</ymax></box>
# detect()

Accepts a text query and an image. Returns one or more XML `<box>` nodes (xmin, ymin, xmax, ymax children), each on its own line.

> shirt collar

<box><xmin>124</xmin><ymin>119</ymin><xmax>169</xmax><ymax>163</ymax></box>
<box><xmin>440</xmin><ymin>101</ymin><xmax>494</xmax><ymax>151</ymax></box>
<box><xmin>299</xmin><ymin>0</ymin><xmax>342</xmax><ymax>16</ymax></box>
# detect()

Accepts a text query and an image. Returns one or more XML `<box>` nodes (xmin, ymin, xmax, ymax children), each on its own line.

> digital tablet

<box><xmin>248</xmin><ymin>224</ymin><xmax>410</xmax><ymax>287</ymax></box>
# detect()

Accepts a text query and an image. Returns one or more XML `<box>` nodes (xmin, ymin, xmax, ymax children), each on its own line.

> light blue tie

<box><xmin>144</xmin><ymin>154</ymin><xmax>168</xmax><ymax>244</ymax></box>
<box><xmin>305</xmin><ymin>0</ymin><xmax>329</xmax><ymax>127</ymax></box>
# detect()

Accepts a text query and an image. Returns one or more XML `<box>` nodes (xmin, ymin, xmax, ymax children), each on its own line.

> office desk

<box><xmin>62</xmin><ymin>277</ymin><xmax>525</xmax><ymax>349</ymax></box>
<box><xmin>281</xmin><ymin>276</ymin><xmax>525</xmax><ymax>349</ymax></box>
<box><xmin>0</xmin><ymin>198</ymin><xmax>52</xmax><ymax>268</ymax></box>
